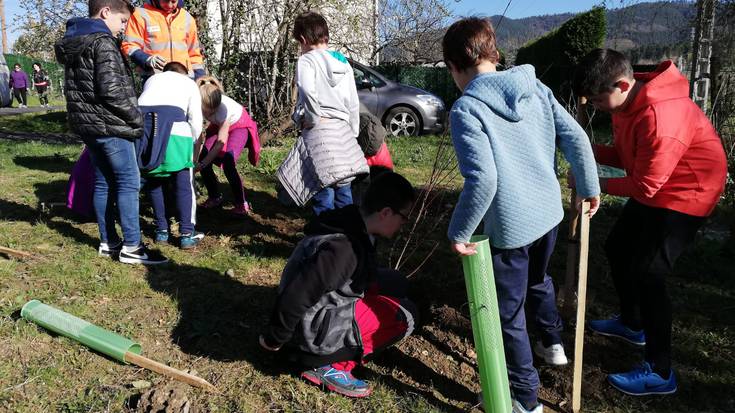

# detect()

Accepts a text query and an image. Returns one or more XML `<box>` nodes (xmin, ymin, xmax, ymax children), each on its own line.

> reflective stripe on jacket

<box><xmin>121</xmin><ymin>3</ymin><xmax>204</xmax><ymax>75</ymax></box>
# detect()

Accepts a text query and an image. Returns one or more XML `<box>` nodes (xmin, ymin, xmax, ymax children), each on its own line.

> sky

<box><xmin>1</xmin><ymin>0</ymin><xmax>663</xmax><ymax>52</ymax></box>
<box><xmin>451</xmin><ymin>0</ymin><xmax>659</xmax><ymax>18</ymax></box>
<box><xmin>5</xmin><ymin>0</ymin><xmax>24</xmax><ymax>51</ymax></box>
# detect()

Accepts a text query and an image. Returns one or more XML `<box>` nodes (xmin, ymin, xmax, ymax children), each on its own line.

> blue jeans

<box><xmin>491</xmin><ymin>226</ymin><xmax>563</xmax><ymax>407</ymax></box>
<box><xmin>312</xmin><ymin>183</ymin><xmax>353</xmax><ymax>215</ymax></box>
<box><xmin>83</xmin><ymin>136</ymin><xmax>141</xmax><ymax>247</ymax></box>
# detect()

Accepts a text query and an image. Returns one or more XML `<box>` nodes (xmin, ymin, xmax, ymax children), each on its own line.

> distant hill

<box><xmin>496</xmin><ymin>1</ymin><xmax>696</xmax><ymax>63</ymax></box>
<box><xmin>381</xmin><ymin>1</ymin><xmax>696</xmax><ymax>64</ymax></box>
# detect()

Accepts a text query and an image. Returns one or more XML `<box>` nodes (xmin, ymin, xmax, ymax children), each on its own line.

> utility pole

<box><xmin>689</xmin><ymin>0</ymin><xmax>717</xmax><ymax>114</ymax></box>
<box><xmin>0</xmin><ymin>0</ymin><xmax>8</xmax><ymax>54</ymax></box>
<box><xmin>373</xmin><ymin>0</ymin><xmax>380</xmax><ymax>65</ymax></box>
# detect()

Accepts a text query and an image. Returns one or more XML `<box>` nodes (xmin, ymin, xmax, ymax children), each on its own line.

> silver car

<box><xmin>351</xmin><ymin>60</ymin><xmax>446</xmax><ymax>137</ymax></box>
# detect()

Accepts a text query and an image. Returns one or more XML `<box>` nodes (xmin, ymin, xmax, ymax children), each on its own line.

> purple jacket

<box><xmin>9</xmin><ymin>70</ymin><xmax>29</xmax><ymax>89</ymax></box>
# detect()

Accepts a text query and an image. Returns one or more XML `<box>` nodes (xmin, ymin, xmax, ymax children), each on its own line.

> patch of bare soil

<box><xmin>132</xmin><ymin>379</ymin><xmax>199</xmax><ymax>413</ymax></box>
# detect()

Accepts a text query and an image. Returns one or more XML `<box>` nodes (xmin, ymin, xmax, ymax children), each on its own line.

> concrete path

<box><xmin>0</xmin><ymin>106</ymin><xmax>64</xmax><ymax>116</ymax></box>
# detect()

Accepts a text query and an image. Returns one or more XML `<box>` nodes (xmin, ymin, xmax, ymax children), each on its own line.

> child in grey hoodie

<box><xmin>277</xmin><ymin>11</ymin><xmax>368</xmax><ymax>214</ymax></box>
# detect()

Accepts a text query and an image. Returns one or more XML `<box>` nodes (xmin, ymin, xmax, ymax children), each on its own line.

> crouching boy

<box><xmin>259</xmin><ymin>172</ymin><xmax>418</xmax><ymax>398</ymax></box>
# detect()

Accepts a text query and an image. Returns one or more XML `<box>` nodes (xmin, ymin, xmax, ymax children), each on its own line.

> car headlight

<box><xmin>417</xmin><ymin>94</ymin><xmax>444</xmax><ymax>108</ymax></box>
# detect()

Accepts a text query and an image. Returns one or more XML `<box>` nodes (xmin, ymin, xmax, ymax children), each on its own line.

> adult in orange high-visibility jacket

<box><xmin>122</xmin><ymin>0</ymin><xmax>206</xmax><ymax>80</ymax></box>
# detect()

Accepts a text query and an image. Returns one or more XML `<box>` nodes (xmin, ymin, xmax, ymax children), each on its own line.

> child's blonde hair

<box><xmin>197</xmin><ymin>76</ymin><xmax>224</xmax><ymax>110</ymax></box>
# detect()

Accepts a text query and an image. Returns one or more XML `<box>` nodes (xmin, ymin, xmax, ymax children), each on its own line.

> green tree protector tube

<box><xmin>462</xmin><ymin>235</ymin><xmax>512</xmax><ymax>412</ymax></box>
<box><xmin>21</xmin><ymin>300</ymin><xmax>141</xmax><ymax>363</ymax></box>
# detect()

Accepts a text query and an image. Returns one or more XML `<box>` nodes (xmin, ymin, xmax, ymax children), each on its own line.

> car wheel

<box><xmin>385</xmin><ymin>107</ymin><xmax>420</xmax><ymax>137</ymax></box>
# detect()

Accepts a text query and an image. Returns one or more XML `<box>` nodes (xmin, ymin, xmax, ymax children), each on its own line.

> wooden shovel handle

<box><xmin>124</xmin><ymin>351</ymin><xmax>218</xmax><ymax>393</ymax></box>
<box><xmin>561</xmin><ymin>189</ymin><xmax>581</xmax><ymax>319</ymax></box>
<box><xmin>572</xmin><ymin>201</ymin><xmax>591</xmax><ymax>413</ymax></box>
<box><xmin>0</xmin><ymin>246</ymin><xmax>31</xmax><ymax>259</ymax></box>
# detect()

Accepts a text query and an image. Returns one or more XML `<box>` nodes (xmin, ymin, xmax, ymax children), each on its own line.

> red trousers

<box><xmin>331</xmin><ymin>290</ymin><xmax>415</xmax><ymax>371</ymax></box>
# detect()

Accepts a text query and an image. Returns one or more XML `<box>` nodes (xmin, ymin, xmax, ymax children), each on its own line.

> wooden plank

<box><xmin>124</xmin><ymin>352</ymin><xmax>218</xmax><ymax>393</ymax></box>
<box><xmin>572</xmin><ymin>201</ymin><xmax>591</xmax><ymax>413</ymax></box>
<box><xmin>0</xmin><ymin>246</ymin><xmax>31</xmax><ymax>259</ymax></box>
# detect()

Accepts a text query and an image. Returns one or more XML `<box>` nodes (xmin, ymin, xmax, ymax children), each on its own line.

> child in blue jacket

<box><xmin>442</xmin><ymin>17</ymin><xmax>600</xmax><ymax>413</ymax></box>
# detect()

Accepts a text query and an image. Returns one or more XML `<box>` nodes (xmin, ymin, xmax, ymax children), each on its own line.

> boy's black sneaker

<box><xmin>119</xmin><ymin>244</ymin><xmax>169</xmax><ymax>265</ymax></box>
<box><xmin>98</xmin><ymin>241</ymin><xmax>122</xmax><ymax>258</ymax></box>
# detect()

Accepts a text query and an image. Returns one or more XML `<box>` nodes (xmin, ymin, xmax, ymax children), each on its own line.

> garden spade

<box><xmin>461</xmin><ymin>235</ymin><xmax>512</xmax><ymax>413</ymax></box>
<box><xmin>21</xmin><ymin>300</ymin><xmax>217</xmax><ymax>393</ymax></box>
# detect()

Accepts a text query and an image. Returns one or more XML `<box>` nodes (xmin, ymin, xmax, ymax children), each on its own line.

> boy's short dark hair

<box><xmin>573</xmin><ymin>48</ymin><xmax>633</xmax><ymax>97</ymax></box>
<box><xmin>89</xmin><ymin>0</ymin><xmax>134</xmax><ymax>17</ymax></box>
<box><xmin>13</xmin><ymin>63</ymin><xmax>20</xmax><ymax>68</ymax></box>
<box><xmin>442</xmin><ymin>17</ymin><xmax>499</xmax><ymax>72</ymax></box>
<box><xmin>293</xmin><ymin>12</ymin><xmax>329</xmax><ymax>45</ymax></box>
<box><xmin>362</xmin><ymin>172</ymin><xmax>415</xmax><ymax>214</ymax></box>
<box><xmin>163</xmin><ymin>61</ymin><xmax>188</xmax><ymax>75</ymax></box>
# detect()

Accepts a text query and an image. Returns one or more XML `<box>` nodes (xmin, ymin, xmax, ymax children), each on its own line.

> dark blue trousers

<box><xmin>491</xmin><ymin>226</ymin><xmax>563</xmax><ymax>407</ymax></box>
<box><xmin>144</xmin><ymin>168</ymin><xmax>196</xmax><ymax>235</ymax></box>
<box><xmin>312</xmin><ymin>183</ymin><xmax>353</xmax><ymax>215</ymax></box>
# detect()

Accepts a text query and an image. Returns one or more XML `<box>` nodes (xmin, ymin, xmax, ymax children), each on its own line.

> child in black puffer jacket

<box><xmin>55</xmin><ymin>0</ymin><xmax>167</xmax><ymax>265</ymax></box>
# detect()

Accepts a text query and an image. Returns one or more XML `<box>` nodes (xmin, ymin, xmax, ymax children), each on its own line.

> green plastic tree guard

<box><xmin>21</xmin><ymin>299</ymin><xmax>141</xmax><ymax>363</ymax></box>
<box><xmin>462</xmin><ymin>235</ymin><xmax>512</xmax><ymax>413</ymax></box>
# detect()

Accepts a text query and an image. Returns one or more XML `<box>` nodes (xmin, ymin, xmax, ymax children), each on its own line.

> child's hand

<box><xmin>451</xmin><ymin>242</ymin><xmax>477</xmax><ymax>256</ymax></box>
<box><xmin>575</xmin><ymin>194</ymin><xmax>601</xmax><ymax>217</ymax></box>
<box><xmin>259</xmin><ymin>334</ymin><xmax>281</xmax><ymax>352</ymax></box>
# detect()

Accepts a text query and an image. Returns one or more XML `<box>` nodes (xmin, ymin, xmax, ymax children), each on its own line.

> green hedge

<box><xmin>515</xmin><ymin>7</ymin><xmax>606</xmax><ymax>97</ymax></box>
<box><xmin>4</xmin><ymin>54</ymin><xmax>65</xmax><ymax>96</ymax></box>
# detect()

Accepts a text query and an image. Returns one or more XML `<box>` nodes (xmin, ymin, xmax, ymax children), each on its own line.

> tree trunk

<box><xmin>0</xmin><ymin>0</ymin><xmax>8</xmax><ymax>54</ymax></box>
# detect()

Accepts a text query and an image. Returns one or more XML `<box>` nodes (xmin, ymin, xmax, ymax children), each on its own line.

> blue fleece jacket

<box><xmin>447</xmin><ymin>65</ymin><xmax>600</xmax><ymax>249</ymax></box>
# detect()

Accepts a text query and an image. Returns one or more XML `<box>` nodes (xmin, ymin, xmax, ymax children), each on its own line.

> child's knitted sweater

<box><xmin>448</xmin><ymin>65</ymin><xmax>600</xmax><ymax>249</ymax></box>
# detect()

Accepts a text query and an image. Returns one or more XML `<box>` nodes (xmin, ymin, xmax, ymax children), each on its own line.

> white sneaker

<box><xmin>476</xmin><ymin>395</ymin><xmax>543</xmax><ymax>413</ymax></box>
<box><xmin>533</xmin><ymin>341</ymin><xmax>568</xmax><ymax>366</ymax></box>
<box><xmin>513</xmin><ymin>399</ymin><xmax>542</xmax><ymax>413</ymax></box>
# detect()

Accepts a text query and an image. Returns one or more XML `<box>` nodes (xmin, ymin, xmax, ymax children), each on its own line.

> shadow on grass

<box><xmin>192</xmin><ymin>187</ymin><xmax>306</xmax><ymax>260</ymax></box>
<box><xmin>0</xmin><ymin>196</ymin><xmax>98</xmax><ymax>250</ymax></box>
<box><xmin>13</xmin><ymin>153</ymin><xmax>76</xmax><ymax>174</ymax></box>
<box><xmin>366</xmin><ymin>347</ymin><xmax>473</xmax><ymax>412</ymax></box>
<box><xmin>143</xmin><ymin>261</ymin><xmax>286</xmax><ymax>377</ymax></box>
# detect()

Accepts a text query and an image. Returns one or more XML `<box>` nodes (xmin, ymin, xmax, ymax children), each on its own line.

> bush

<box><xmin>515</xmin><ymin>7</ymin><xmax>606</xmax><ymax>97</ymax></box>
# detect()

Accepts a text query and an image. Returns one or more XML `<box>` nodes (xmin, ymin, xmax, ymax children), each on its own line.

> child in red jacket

<box><xmin>573</xmin><ymin>48</ymin><xmax>727</xmax><ymax>396</ymax></box>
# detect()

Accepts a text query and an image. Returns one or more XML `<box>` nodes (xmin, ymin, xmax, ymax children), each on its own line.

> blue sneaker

<box><xmin>589</xmin><ymin>315</ymin><xmax>646</xmax><ymax>346</ymax></box>
<box><xmin>301</xmin><ymin>366</ymin><xmax>372</xmax><ymax>398</ymax></box>
<box><xmin>608</xmin><ymin>362</ymin><xmax>677</xmax><ymax>396</ymax></box>
<box><xmin>179</xmin><ymin>231</ymin><xmax>204</xmax><ymax>250</ymax></box>
<box><xmin>154</xmin><ymin>229</ymin><xmax>169</xmax><ymax>244</ymax></box>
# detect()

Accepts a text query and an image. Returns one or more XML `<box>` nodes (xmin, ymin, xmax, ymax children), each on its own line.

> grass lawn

<box><xmin>0</xmin><ymin>112</ymin><xmax>733</xmax><ymax>412</ymax></box>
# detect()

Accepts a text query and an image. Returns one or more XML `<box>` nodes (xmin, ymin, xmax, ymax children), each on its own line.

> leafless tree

<box><xmin>374</xmin><ymin>0</ymin><xmax>453</xmax><ymax>63</ymax></box>
<box><xmin>11</xmin><ymin>0</ymin><xmax>84</xmax><ymax>59</ymax></box>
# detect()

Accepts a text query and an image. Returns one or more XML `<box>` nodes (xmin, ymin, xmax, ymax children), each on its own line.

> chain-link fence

<box><xmin>374</xmin><ymin>64</ymin><xmax>461</xmax><ymax>110</ymax></box>
<box><xmin>4</xmin><ymin>54</ymin><xmax>65</xmax><ymax>100</ymax></box>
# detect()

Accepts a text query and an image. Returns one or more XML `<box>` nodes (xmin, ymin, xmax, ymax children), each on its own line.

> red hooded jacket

<box><xmin>595</xmin><ymin>61</ymin><xmax>727</xmax><ymax>217</ymax></box>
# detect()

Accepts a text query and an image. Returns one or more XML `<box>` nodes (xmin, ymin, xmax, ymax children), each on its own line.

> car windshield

<box><xmin>353</xmin><ymin>65</ymin><xmax>386</xmax><ymax>88</ymax></box>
